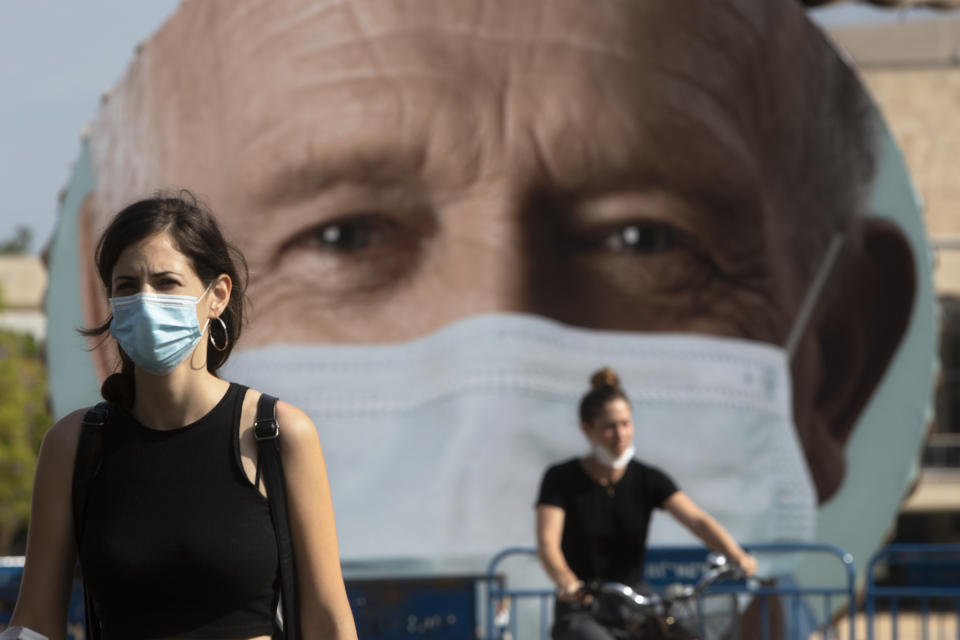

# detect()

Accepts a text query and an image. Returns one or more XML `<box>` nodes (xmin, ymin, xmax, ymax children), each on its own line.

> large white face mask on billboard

<box><xmin>223</xmin><ymin>312</ymin><xmax>818</xmax><ymax>569</ymax></box>
<box><xmin>45</xmin><ymin>12</ymin><xmax>935</xmax><ymax>580</ymax></box>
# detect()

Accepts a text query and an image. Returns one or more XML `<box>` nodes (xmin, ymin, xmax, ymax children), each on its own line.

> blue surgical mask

<box><xmin>109</xmin><ymin>286</ymin><xmax>211</xmax><ymax>376</ymax></box>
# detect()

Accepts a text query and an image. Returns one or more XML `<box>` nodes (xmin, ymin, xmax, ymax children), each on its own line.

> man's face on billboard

<box><xmin>222</xmin><ymin>0</ymin><xmax>781</xmax><ymax>347</ymax></box>
<box><xmin>83</xmin><ymin>0</ymin><xmax>914</xmax><ymax>502</ymax></box>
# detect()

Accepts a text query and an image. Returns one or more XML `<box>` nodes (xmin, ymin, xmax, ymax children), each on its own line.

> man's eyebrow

<box><xmin>249</xmin><ymin>148</ymin><xmax>426</xmax><ymax>208</ymax></box>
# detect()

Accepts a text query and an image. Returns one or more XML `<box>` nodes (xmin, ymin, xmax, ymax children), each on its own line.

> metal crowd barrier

<box><xmin>4</xmin><ymin>544</ymin><xmax>960</xmax><ymax>638</ymax></box>
<box><xmin>0</xmin><ymin>560</ymin><xmax>486</xmax><ymax>640</ymax></box>
<box><xmin>485</xmin><ymin>543</ymin><xmax>858</xmax><ymax>640</ymax></box>
<box><xmin>865</xmin><ymin>544</ymin><xmax>960</xmax><ymax>640</ymax></box>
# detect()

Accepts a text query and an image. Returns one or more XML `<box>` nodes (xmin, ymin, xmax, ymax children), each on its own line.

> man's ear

<box><xmin>792</xmin><ymin>217</ymin><xmax>916</xmax><ymax>503</ymax></box>
<box><xmin>78</xmin><ymin>193</ymin><xmax>118</xmax><ymax>381</ymax></box>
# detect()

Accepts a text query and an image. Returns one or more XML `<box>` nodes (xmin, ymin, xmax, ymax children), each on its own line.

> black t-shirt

<box><xmin>537</xmin><ymin>458</ymin><xmax>679</xmax><ymax>588</ymax></box>
<box><xmin>79</xmin><ymin>383</ymin><xmax>277</xmax><ymax>638</ymax></box>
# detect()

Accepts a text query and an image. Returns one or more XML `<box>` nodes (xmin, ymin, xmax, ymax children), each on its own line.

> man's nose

<box><xmin>428</xmin><ymin>187</ymin><xmax>552</xmax><ymax>316</ymax></box>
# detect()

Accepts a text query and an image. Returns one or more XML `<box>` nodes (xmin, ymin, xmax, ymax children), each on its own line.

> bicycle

<box><xmin>579</xmin><ymin>553</ymin><xmax>756</xmax><ymax>640</ymax></box>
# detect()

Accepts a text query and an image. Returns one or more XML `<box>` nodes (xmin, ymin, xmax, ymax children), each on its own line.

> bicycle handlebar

<box><xmin>589</xmin><ymin>582</ymin><xmax>663</xmax><ymax>608</ymax></box>
<box><xmin>695</xmin><ymin>560</ymin><xmax>747</xmax><ymax>592</ymax></box>
<box><xmin>585</xmin><ymin>554</ymin><xmax>750</xmax><ymax>614</ymax></box>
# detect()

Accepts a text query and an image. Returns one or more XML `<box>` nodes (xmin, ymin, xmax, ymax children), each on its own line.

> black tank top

<box><xmin>79</xmin><ymin>383</ymin><xmax>278</xmax><ymax>639</ymax></box>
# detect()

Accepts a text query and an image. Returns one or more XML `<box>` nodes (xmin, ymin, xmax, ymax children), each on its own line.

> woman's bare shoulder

<box><xmin>275</xmin><ymin>400</ymin><xmax>315</xmax><ymax>439</ymax></box>
<box><xmin>242</xmin><ymin>388</ymin><xmax>316</xmax><ymax>441</ymax></box>
<box><xmin>238</xmin><ymin>388</ymin><xmax>319</xmax><ymax>460</ymax></box>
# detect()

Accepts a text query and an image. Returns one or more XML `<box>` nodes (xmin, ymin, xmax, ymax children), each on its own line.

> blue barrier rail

<box><xmin>0</xmin><ymin>563</ymin><xmax>484</xmax><ymax>640</ymax></box>
<box><xmin>4</xmin><ymin>544</ymin><xmax>960</xmax><ymax>638</ymax></box>
<box><xmin>485</xmin><ymin>543</ymin><xmax>858</xmax><ymax>640</ymax></box>
<box><xmin>865</xmin><ymin>544</ymin><xmax>960</xmax><ymax>640</ymax></box>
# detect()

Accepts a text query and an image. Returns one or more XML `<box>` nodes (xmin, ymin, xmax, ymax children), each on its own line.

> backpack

<box><xmin>70</xmin><ymin>393</ymin><xmax>300</xmax><ymax>640</ymax></box>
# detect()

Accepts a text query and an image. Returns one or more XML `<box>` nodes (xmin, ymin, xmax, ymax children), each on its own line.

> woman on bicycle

<box><xmin>7</xmin><ymin>193</ymin><xmax>357</xmax><ymax>640</ymax></box>
<box><xmin>536</xmin><ymin>367</ymin><xmax>758</xmax><ymax>640</ymax></box>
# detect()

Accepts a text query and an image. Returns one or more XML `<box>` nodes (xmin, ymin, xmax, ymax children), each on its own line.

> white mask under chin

<box><xmin>592</xmin><ymin>443</ymin><xmax>635</xmax><ymax>470</ymax></box>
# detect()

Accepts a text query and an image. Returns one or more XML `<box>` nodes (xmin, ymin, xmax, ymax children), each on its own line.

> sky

<box><xmin>0</xmin><ymin>2</ymin><xmax>953</xmax><ymax>256</ymax></box>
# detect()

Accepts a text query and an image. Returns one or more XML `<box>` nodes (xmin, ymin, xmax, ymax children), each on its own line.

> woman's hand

<box><xmin>556</xmin><ymin>579</ymin><xmax>584</xmax><ymax>602</ymax></box>
<box><xmin>557</xmin><ymin>579</ymin><xmax>594</xmax><ymax>605</ymax></box>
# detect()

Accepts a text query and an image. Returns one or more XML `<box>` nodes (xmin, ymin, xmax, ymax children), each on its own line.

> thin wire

<box><xmin>786</xmin><ymin>235</ymin><xmax>846</xmax><ymax>359</ymax></box>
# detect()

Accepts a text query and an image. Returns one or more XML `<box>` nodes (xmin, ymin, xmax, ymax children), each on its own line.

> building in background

<box><xmin>829</xmin><ymin>15</ymin><xmax>960</xmax><ymax>542</ymax></box>
<box><xmin>0</xmin><ymin>256</ymin><xmax>47</xmax><ymax>343</ymax></box>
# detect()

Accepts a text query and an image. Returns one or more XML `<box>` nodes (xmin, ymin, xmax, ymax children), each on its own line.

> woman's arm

<box><xmin>663</xmin><ymin>491</ymin><xmax>758</xmax><ymax>576</ymax></box>
<box><xmin>535</xmin><ymin>504</ymin><xmax>582</xmax><ymax>597</ymax></box>
<box><xmin>9</xmin><ymin>410</ymin><xmax>85</xmax><ymax>640</ymax></box>
<box><xmin>277</xmin><ymin>402</ymin><xmax>358</xmax><ymax>640</ymax></box>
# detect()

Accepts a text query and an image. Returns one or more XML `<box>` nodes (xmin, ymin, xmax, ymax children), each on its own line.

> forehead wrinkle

<box><xmin>321</xmin><ymin>24</ymin><xmax>652</xmax><ymax>67</ymax></box>
<box><xmin>327</xmin><ymin>0</ymin><xmax>661</xmax><ymax>67</ymax></box>
<box><xmin>344</xmin><ymin>1</ymin><xmax>389</xmax><ymax>81</ymax></box>
<box><xmin>344</xmin><ymin>0</ymin><xmax>593</xmax><ymax>46</ymax></box>
<box><xmin>656</xmin><ymin>66</ymin><xmax>760</xmax><ymax>169</ymax></box>
<box><xmin>240</xmin><ymin>124</ymin><xmax>428</xmax><ymax>208</ymax></box>
<box><xmin>233</xmin><ymin>61</ymin><xmax>499</xmax><ymax>207</ymax></box>
<box><xmin>526</xmin><ymin>62</ymin><xmax>761</xmax><ymax>186</ymax></box>
<box><xmin>342</xmin><ymin>0</ymin><xmax>412</xmax><ymax>161</ymax></box>
<box><xmin>220</xmin><ymin>0</ymin><xmax>771</xmax><ymax>207</ymax></box>
<box><xmin>632</xmin><ymin>4</ymin><xmax>772</xmax><ymax>203</ymax></box>
<box><xmin>217</xmin><ymin>0</ymin><xmax>773</xmax><ymax>76</ymax></box>
<box><xmin>323</xmin><ymin>4</ymin><xmax>770</xmax><ymax>128</ymax></box>
<box><xmin>213</xmin><ymin>2</ymin><xmax>377</xmax><ymax>128</ymax></box>
<box><xmin>224</xmin><ymin>0</ymin><xmax>773</xmax><ymax>93</ymax></box>
<box><xmin>216</xmin><ymin>0</ymin><xmax>354</xmax><ymax>50</ymax></box>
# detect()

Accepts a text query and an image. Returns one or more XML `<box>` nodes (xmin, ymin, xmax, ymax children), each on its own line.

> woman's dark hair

<box><xmin>578</xmin><ymin>367</ymin><xmax>630</xmax><ymax>426</ymax></box>
<box><xmin>81</xmin><ymin>190</ymin><xmax>248</xmax><ymax>409</ymax></box>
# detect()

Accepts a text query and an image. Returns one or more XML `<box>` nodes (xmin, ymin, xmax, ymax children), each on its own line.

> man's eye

<box><xmin>570</xmin><ymin>221</ymin><xmax>682</xmax><ymax>254</ymax></box>
<box><xmin>305</xmin><ymin>216</ymin><xmax>385</xmax><ymax>253</ymax></box>
<box><xmin>265</xmin><ymin>210</ymin><xmax>429</xmax><ymax>303</ymax></box>
<box><xmin>600</xmin><ymin>223</ymin><xmax>679</xmax><ymax>253</ymax></box>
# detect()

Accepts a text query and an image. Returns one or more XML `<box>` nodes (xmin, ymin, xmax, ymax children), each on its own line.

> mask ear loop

<box><xmin>785</xmin><ymin>234</ymin><xmax>846</xmax><ymax>360</ymax></box>
<box><xmin>210</xmin><ymin>316</ymin><xmax>229</xmax><ymax>351</ymax></box>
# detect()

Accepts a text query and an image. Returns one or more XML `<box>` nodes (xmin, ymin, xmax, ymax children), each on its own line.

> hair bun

<box><xmin>590</xmin><ymin>367</ymin><xmax>621</xmax><ymax>390</ymax></box>
<box><xmin>101</xmin><ymin>371</ymin><xmax>135</xmax><ymax>410</ymax></box>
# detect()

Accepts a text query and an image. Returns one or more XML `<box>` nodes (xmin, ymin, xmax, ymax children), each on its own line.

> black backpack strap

<box><xmin>72</xmin><ymin>402</ymin><xmax>110</xmax><ymax>543</ymax></box>
<box><xmin>256</xmin><ymin>393</ymin><xmax>300</xmax><ymax>640</ymax></box>
<box><xmin>72</xmin><ymin>401</ymin><xmax>111</xmax><ymax>640</ymax></box>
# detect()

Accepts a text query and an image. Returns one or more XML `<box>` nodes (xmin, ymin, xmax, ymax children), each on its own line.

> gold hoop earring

<box><xmin>210</xmin><ymin>316</ymin><xmax>229</xmax><ymax>352</ymax></box>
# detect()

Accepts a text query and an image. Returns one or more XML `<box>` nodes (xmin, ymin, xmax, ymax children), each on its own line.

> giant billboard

<box><xmin>45</xmin><ymin>0</ymin><xmax>936</xmax><ymax>597</ymax></box>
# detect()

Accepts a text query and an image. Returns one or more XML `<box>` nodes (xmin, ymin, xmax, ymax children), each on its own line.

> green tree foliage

<box><xmin>0</xmin><ymin>226</ymin><xmax>32</xmax><ymax>255</ymax></box>
<box><xmin>0</xmin><ymin>327</ymin><xmax>52</xmax><ymax>553</ymax></box>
